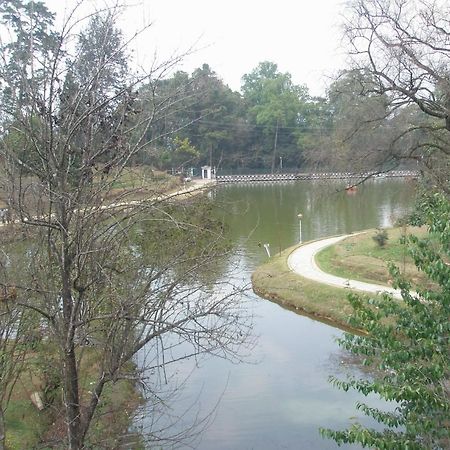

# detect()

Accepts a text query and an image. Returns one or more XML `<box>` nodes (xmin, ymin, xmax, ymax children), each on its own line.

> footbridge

<box><xmin>216</xmin><ymin>170</ymin><xmax>418</xmax><ymax>184</ymax></box>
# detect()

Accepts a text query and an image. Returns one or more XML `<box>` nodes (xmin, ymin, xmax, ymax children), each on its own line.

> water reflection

<box><xmin>135</xmin><ymin>179</ymin><xmax>415</xmax><ymax>449</ymax></box>
<box><xmin>219</xmin><ymin>179</ymin><xmax>413</xmax><ymax>258</ymax></box>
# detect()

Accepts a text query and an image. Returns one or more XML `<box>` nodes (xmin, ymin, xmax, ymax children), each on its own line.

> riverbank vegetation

<box><xmin>321</xmin><ymin>194</ymin><xmax>450</xmax><ymax>450</ymax></box>
<box><xmin>320</xmin><ymin>0</ymin><xmax>450</xmax><ymax>448</ymax></box>
<box><xmin>0</xmin><ymin>2</ymin><xmax>250</xmax><ymax>448</ymax></box>
<box><xmin>253</xmin><ymin>216</ymin><xmax>449</xmax><ymax>448</ymax></box>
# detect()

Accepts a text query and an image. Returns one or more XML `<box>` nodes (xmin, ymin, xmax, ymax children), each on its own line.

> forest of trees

<box><xmin>111</xmin><ymin>59</ymin><xmax>443</xmax><ymax>178</ymax></box>
<box><xmin>136</xmin><ymin>62</ymin><xmax>422</xmax><ymax>175</ymax></box>
<box><xmin>133</xmin><ymin>60</ymin><xmax>330</xmax><ymax>173</ymax></box>
<box><xmin>132</xmin><ymin>52</ymin><xmax>449</xmax><ymax>178</ymax></box>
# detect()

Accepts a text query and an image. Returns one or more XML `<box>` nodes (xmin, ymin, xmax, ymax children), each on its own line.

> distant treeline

<box><xmin>133</xmin><ymin>62</ymin><xmax>427</xmax><ymax>174</ymax></box>
<box><xmin>134</xmin><ymin>61</ymin><xmax>331</xmax><ymax>173</ymax></box>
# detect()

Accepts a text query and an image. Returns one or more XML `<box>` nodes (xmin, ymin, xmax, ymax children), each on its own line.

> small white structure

<box><xmin>0</xmin><ymin>208</ymin><xmax>9</xmax><ymax>224</ymax></box>
<box><xmin>201</xmin><ymin>166</ymin><xmax>215</xmax><ymax>180</ymax></box>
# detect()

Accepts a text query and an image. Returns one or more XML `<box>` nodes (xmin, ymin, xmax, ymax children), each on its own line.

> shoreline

<box><xmin>0</xmin><ymin>177</ymin><xmax>215</xmax><ymax>236</ymax></box>
<box><xmin>251</xmin><ymin>243</ymin><xmax>357</xmax><ymax>331</ymax></box>
<box><xmin>0</xmin><ymin>176</ymin><xmax>214</xmax><ymax>447</ymax></box>
<box><xmin>251</xmin><ymin>229</ymin><xmax>409</xmax><ymax>331</ymax></box>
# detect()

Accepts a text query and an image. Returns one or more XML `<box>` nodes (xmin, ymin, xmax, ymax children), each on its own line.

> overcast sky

<box><xmin>43</xmin><ymin>0</ymin><xmax>348</xmax><ymax>96</ymax></box>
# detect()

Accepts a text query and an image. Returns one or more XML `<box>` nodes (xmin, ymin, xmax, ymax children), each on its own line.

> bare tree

<box><xmin>341</xmin><ymin>0</ymin><xmax>450</xmax><ymax>186</ymax></box>
<box><xmin>306</xmin><ymin>68</ymin><xmax>394</xmax><ymax>173</ymax></box>
<box><xmin>0</xmin><ymin>2</ymin><xmax>251</xmax><ymax>448</ymax></box>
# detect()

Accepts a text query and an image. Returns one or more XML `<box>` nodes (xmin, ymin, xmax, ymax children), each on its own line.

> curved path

<box><xmin>287</xmin><ymin>233</ymin><xmax>403</xmax><ymax>299</ymax></box>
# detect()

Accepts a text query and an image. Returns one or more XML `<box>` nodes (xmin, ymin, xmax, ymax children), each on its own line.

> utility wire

<box><xmin>155</xmin><ymin>117</ymin><xmax>332</xmax><ymax>132</ymax></box>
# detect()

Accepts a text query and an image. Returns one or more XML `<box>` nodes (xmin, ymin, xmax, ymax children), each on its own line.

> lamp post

<box><xmin>297</xmin><ymin>213</ymin><xmax>303</xmax><ymax>243</ymax></box>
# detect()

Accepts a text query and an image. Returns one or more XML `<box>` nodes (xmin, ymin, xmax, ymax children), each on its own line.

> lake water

<box><xmin>135</xmin><ymin>179</ymin><xmax>415</xmax><ymax>449</ymax></box>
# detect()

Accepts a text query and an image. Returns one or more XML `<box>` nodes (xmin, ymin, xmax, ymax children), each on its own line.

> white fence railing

<box><xmin>216</xmin><ymin>170</ymin><xmax>419</xmax><ymax>183</ymax></box>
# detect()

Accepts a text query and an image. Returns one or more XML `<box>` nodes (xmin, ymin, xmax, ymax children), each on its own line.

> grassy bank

<box><xmin>315</xmin><ymin>226</ymin><xmax>429</xmax><ymax>288</ymax></box>
<box><xmin>252</xmin><ymin>227</ymin><xmax>429</xmax><ymax>331</ymax></box>
<box><xmin>104</xmin><ymin>166</ymin><xmax>183</xmax><ymax>203</ymax></box>
<box><xmin>5</xmin><ymin>345</ymin><xmax>141</xmax><ymax>449</ymax></box>
<box><xmin>0</xmin><ymin>166</ymin><xmax>183</xmax><ymax>212</ymax></box>
<box><xmin>252</xmin><ymin>245</ymin><xmax>357</xmax><ymax>331</ymax></box>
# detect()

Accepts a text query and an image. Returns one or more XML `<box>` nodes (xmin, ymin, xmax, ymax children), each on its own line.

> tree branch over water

<box><xmin>0</xmin><ymin>2</ymin><xmax>252</xmax><ymax>448</ymax></box>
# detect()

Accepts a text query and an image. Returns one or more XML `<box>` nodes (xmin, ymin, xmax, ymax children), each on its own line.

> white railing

<box><xmin>216</xmin><ymin>170</ymin><xmax>419</xmax><ymax>183</ymax></box>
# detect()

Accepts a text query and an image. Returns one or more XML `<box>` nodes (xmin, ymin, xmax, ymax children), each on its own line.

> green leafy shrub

<box><xmin>372</xmin><ymin>228</ymin><xmax>388</xmax><ymax>247</ymax></box>
<box><xmin>321</xmin><ymin>193</ymin><xmax>450</xmax><ymax>450</ymax></box>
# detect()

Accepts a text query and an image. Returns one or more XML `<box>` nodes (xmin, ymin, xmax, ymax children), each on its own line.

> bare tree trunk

<box><xmin>61</xmin><ymin>235</ymin><xmax>82</xmax><ymax>449</ymax></box>
<box><xmin>0</xmin><ymin>409</ymin><xmax>5</xmax><ymax>450</ymax></box>
<box><xmin>80</xmin><ymin>376</ymin><xmax>107</xmax><ymax>444</ymax></box>
<box><xmin>64</xmin><ymin>345</ymin><xmax>82</xmax><ymax>450</ymax></box>
<box><xmin>271</xmin><ymin>118</ymin><xmax>279</xmax><ymax>174</ymax></box>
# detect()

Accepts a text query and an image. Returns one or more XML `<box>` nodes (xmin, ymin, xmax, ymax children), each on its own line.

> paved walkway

<box><xmin>287</xmin><ymin>233</ymin><xmax>403</xmax><ymax>299</ymax></box>
<box><xmin>0</xmin><ymin>178</ymin><xmax>216</xmax><ymax>228</ymax></box>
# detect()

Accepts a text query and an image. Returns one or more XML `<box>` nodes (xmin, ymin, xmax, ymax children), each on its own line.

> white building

<box><xmin>201</xmin><ymin>166</ymin><xmax>215</xmax><ymax>180</ymax></box>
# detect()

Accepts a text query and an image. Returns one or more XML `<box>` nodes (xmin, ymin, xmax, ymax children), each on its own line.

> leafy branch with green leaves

<box><xmin>321</xmin><ymin>193</ymin><xmax>450</xmax><ymax>449</ymax></box>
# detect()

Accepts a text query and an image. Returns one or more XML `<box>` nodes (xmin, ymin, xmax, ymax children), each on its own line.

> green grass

<box><xmin>82</xmin><ymin>353</ymin><xmax>142</xmax><ymax>449</ymax></box>
<box><xmin>3</xmin><ymin>346</ymin><xmax>142</xmax><ymax>449</ymax></box>
<box><xmin>3</xmin><ymin>348</ymin><xmax>55</xmax><ymax>450</ymax></box>
<box><xmin>5</xmin><ymin>399</ymin><xmax>51</xmax><ymax>449</ymax></box>
<box><xmin>315</xmin><ymin>227</ymin><xmax>430</xmax><ymax>287</ymax></box>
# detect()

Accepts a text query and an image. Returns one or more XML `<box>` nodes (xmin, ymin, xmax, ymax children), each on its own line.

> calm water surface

<box><xmin>137</xmin><ymin>179</ymin><xmax>415</xmax><ymax>449</ymax></box>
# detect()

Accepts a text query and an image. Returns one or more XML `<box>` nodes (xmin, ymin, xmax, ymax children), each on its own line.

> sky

<box><xmin>43</xmin><ymin>0</ymin><xmax>348</xmax><ymax>97</ymax></box>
